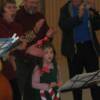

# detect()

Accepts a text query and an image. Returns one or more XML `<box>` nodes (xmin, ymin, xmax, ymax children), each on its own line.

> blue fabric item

<box><xmin>72</xmin><ymin>6</ymin><xmax>91</xmax><ymax>43</ymax></box>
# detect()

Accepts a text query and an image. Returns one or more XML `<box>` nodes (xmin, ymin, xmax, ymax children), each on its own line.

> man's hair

<box><xmin>0</xmin><ymin>0</ymin><xmax>16</xmax><ymax>15</ymax></box>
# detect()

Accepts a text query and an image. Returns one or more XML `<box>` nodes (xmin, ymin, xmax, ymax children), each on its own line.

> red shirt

<box><xmin>0</xmin><ymin>17</ymin><xmax>24</xmax><ymax>38</ymax></box>
<box><xmin>0</xmin><ymin>17</ymin><xmax>24</xmax><ymax>80</ymax></box>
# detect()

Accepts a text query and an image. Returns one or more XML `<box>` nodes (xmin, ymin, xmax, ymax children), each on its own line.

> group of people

<box><xmin>0</xmin><ymin>0</ymin><xmax>100</xmax><ymax>100</ymax></box>
<box><xmin>0</xmin><ymin>0</ymin><xmax>60</xmax><ymax>100</ymax></box>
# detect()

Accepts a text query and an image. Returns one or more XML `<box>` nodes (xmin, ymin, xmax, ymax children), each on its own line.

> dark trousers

<box><xmin>9</xmin><ymin>78</ymin><xmax>21</xmax><ymax>100</ymax></box>
<box><xmin>67</xmin><ymin>41</ymin><xmax>100</xmax><ymax>100</ymax></box>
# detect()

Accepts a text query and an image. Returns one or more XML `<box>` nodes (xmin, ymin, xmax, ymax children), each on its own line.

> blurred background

<box><xmin>0</xmin><ymin>0</ymin><xmax>100</xmax><ymax>100</ymax></box>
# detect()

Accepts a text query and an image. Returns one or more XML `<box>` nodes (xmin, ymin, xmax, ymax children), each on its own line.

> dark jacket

<box><xmin>15</xmin><ymin>7</ymin><xmax>50</xmax><ymax>94</ymax></box>
<box><xmin>59</xmin><ymin>1</ymin><xmax>100</xmax><ymax>59</ymax></box>
<box><xmin>15</xmin><ymin>7</ymin><xmax>49</xmax><ymax>41</ymax></box>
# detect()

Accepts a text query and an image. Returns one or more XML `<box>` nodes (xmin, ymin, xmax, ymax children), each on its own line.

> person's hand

<box><xmin>24</xmin><ymin>31</ymin><xmax>36</xmax><ymax>42</ymax></box>
<box><xmin>57</xmin><ymin>81</ymin><xmax>63</xmax><ymax>87</ymax></box>
<box><xmin>49</xmin><ymin>82</ymin><xmax>57</xmax><ymax>88</ymax></box>
<box><xmin>78</xmin><ymin>3</ymin><xmax>85</xmax><ymax>18</ymax></box>
<box><xmin>34</xmin><ymin>19</ymin><xmax>45</xmax><ymax>33</ymax></box>
<box><xmin>26</xmin><ymin>44</ymin><xmax>45</xmax><ymax>57</ymax></box>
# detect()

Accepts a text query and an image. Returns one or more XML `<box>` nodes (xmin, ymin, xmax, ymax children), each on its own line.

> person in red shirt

<box><xmin>0</xmin><ymin>2</ymin><xmax>23</xmax><ymax>37</ymax></box>
<box><xmin>0</xmin><ymin>0</ymin><xmax>24</xmax><ymax>100</ymax></box>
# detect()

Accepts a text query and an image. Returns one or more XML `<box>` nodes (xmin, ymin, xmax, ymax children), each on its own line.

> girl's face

<box><xmin>43</xmin><ymin>47</ymin><xmax>54</xmax><ymax>64</ymax></box>
<box><xmin>3</xmin><ymin>3</ymin><xmax>17</xmax><ymax>18</ymax></box>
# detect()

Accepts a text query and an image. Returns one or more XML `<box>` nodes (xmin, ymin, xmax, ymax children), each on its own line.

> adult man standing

<box><xmin>15</xmin><ymin>0</ymin><xmax>54</xmax><ymax>99</ymax></box>
<box><xmin>59</xmin><ymin>0</ymin><xmax>100</xmax><ymax>100</ymax></box>
<box><xmin>15</xmin><ymin>0</ymin><xmax>49</xmax><ymax>40</ymax></box>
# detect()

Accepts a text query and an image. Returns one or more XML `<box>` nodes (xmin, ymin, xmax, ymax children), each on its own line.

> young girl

<box><xmin>29</xmin><ymin>43</ymin><xmax>62</xmax><ymax>100</ymax></box>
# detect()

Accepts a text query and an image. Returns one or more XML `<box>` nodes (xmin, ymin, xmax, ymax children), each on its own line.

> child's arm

<box><xmin>32</xmin><ymin>66</ymin><xmax>49</xmax><ymax>91</ymax></box>
<box><xmin>57</xmin><ymin>65</ymin><xmax>62</xmax><ymax>81</ymax></box>
<box><xmin>57</xmin><ymin>65</ymin><xmax>63</xmax><ymax>87</ymax></box>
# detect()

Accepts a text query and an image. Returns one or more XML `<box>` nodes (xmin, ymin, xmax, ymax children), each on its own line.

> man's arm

<box><xmin>90</xmin><ymin>9</ymin><xmax>100</xmax><ymax>31</ymax></box>
<box><xmin>59</xmin><ymin>7</ymin><xmax>82</xmax><ymax>31</ymax></box>
<box><xmin>34</xmin><ymin>19</ymin><xmax>49</xmax><ymax>41</ymax></box>
<box><xmin>59</xmin><ymin>3</ymin><xmax>85</xmax><ymax>32</ymax></box>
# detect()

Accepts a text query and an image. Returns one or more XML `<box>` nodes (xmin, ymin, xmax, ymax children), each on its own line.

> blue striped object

<box><xmin>0</xmin><ymin>36</ymin><xmax>19</xmax><ymax>57</ymax></box>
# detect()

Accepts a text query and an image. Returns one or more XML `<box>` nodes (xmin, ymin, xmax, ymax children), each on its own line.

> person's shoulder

<box><xmin>35</xmin><ymin>11</ymin><xmax>45</xmax><ymax>18</ymax></box>
<box><xmin>60</xmin><ymin>1</ymin><xmax>71</xmax><ymax>11</ymax></box>
<box><xmin>15</xmin><ymin>7</ymin><xmax>26</xmax><ymax>22</ymax></box>
<box><xmin>33</xmin><ymin>11</ymin><xmax>45</xmax><ymax>20</ymax></box>
<box><xmin>16</xmin><ymin>6</ymin><xmax>25</xmax><ymax>15</ymax></box>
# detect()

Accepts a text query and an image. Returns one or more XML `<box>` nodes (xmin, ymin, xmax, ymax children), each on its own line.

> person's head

<box><xmin>42</xmin><ymin>43</ymin><xmax>56</xmax><ymax>64</ymax></box>
<box><xmin>0</xmin><ymin>0</ymin><xmax>17</xmax><ymax>21</ymax></box>
<box><xmin>71</xmin><ymin>0</ymin><xmax>83</xmax><ymax>7</ymax></box>
<box><xmin>23</xmin><ymin>0</ymin><xmax>40</xmax><ymax>13</ymax></box>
